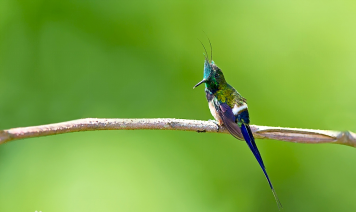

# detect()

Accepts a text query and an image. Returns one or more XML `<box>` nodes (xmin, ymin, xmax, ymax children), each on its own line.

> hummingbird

<box><xmin>193</xmin><ymin>43</ymin><xmax>282</xmax><ymax>209</ymax></box>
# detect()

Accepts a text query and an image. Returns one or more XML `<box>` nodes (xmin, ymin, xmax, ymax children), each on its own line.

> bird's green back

<box><xmin>213</xmin><ymin>83</ymin><xmax>246</xmax><ymax>108</ymax></box>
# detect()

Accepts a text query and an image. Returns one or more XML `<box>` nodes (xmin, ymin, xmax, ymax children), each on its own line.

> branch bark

<box><xmin>0</xmin><ymin>118</ymin><xmax>355</xmax><ymax>147</ymax></box>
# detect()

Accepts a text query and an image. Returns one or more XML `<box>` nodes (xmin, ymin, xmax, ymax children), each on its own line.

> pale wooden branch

<box><xmin>0</xmin><ymin>118</ymin><xmax>355</xmax><ymax>147</ymax></box>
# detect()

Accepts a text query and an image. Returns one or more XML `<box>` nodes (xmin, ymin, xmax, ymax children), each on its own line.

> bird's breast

<box><xmin>208</xmin><ymin>100</ymin><xmax>223</xmax><ymax>125</ymax></box>
<box><xmin>205</xmin><ymin>89</ymin><xmax>224</xmax><ymax>124</ymax></box>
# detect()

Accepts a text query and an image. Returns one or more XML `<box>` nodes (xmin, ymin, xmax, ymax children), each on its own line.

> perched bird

<box><xmin>193</xmin><ymin>44</ymin><xmax>282</xmax><ymax>209</ymax></box>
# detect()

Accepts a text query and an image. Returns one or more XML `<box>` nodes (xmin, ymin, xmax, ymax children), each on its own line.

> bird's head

<box><xmin>193</xmin><ymin>59</ymin><xmax>226</xmax><ymax>90</ymax></box>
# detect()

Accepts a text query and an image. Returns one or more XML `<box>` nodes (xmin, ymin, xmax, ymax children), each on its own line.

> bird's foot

<box><xmin>208</xmin><ymin>119</ymin><xmax>220</xmax><ymax>132</ymax></box>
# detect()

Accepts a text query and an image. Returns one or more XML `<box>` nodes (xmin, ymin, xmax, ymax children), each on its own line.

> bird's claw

<box><xmin>208</xmin><ymin>119</ymin><xmax>220</xmax><ymax>132</ymax></box>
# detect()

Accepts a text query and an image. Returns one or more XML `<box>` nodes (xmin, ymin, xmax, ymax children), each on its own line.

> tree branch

<box><xmin>0</xmin><ymin>118</ymin><xmax>355</xmax><ymax>147</ymax></box>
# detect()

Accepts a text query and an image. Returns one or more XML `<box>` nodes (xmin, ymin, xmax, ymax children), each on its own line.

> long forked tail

<box><xmin>240</xmin><ymin>123</ymin><xmax>283</xmax><ymax>210</ymax></box>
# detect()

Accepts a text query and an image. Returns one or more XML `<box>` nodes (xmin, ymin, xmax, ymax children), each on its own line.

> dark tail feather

<box><xmin>260</xmin><ymin>162</ymin><xmax>283</xmax><ymax>210</ymax></box>
<box><xmin>240</xmin><ymin>124</ymin><xmax>283</xmax><ymax>210</ymax></box>
<box><xmin>240</xmin><ymin>124</ymin><xmax>265</xmax><ymax>169</ymax></box>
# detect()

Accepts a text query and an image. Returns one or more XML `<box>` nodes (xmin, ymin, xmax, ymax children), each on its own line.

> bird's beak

<box><xmin>193</xmin><ymin>79</ymin><xmax>207</xmax><ymax>89</ymax></box>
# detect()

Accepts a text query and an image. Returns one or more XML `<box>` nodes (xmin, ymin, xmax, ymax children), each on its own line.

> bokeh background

<box><xmin>1</xmin><ymin>0</ymin><xmax>356</xmax><ymax>211</ymax></box>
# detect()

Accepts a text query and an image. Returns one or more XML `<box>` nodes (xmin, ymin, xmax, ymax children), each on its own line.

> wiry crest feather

<box><xmin>199</xmin><ymin>39</ymin><xmax>209</xmax><ymax>62</ymax></box>
<box><xmin>206</xmin><ymin>34</ymin><xmax>213</xmax><ymax>62</ymax></box>
<box><xmin>202</xmin><ymin>31</ymin><xmax>213</xmax><ymax>62</ymax></box>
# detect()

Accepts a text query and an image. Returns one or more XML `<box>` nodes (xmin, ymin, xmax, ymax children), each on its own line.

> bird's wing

<box><xmin>216</xmin><ymin>101</ymin><xmax>244</xmax><ymax>140</ymax></box>
<box><xmin>218</xmin><ymin>102</ymin><xmax>264</xmax><ymax>167</ymax></box>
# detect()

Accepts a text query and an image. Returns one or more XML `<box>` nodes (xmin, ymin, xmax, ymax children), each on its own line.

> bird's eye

<box><xmin>215</xmin><ymin>73</ymin><xmax>219</xmax><ymax>78</ymax></box>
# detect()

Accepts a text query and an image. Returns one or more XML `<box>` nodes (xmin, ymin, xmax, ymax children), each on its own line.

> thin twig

<box><xmin>0</xmin><ymin>118</ymin><xmax>355</xmax><ymax>147</ymax></box>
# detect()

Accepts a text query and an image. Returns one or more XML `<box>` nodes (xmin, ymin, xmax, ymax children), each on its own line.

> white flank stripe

<box><xmin>232</xmin><ymin>104</ymin><xmax>248</xmax><ymax>115</ymax></box>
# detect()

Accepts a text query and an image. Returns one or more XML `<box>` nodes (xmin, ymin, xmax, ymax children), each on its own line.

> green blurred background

<box><xmin>1</xmin><ymin>0</ymin><xmax>356</xmax><ymax>211</ymax></box>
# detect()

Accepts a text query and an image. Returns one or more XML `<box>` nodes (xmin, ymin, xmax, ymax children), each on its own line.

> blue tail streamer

<box><xmin>240</xmin><ymin>124</ymin><xmax>283</xmax><ymax>210</ymax></box>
